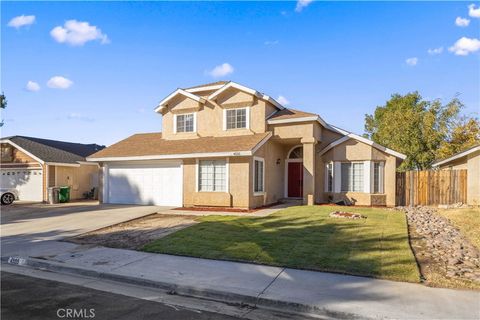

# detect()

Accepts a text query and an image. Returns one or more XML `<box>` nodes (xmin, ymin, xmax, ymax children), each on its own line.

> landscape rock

<box><xmin>399</xmin><ymin>206</ymin><xmax>480</xmax><ymax>284</ymax></box>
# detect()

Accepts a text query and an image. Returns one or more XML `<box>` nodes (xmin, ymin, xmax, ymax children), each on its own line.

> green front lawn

<box><xmin>143</xmin><ymin>206</ymin><xmax>420</xmax><ymax>282</ymax></box>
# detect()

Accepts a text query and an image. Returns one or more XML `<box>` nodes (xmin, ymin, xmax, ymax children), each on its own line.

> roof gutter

<box><xmin>45</xmin><ymin>162</ymin><xmax>80</xmax><ymax>167</ymax></box>
<box><xmin>87</xmin><ymin>150</ymin><xmax>255</xmax><ymax>162</ymax></box>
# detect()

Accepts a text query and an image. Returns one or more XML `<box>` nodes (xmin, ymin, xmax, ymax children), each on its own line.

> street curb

<box><xmin>2</xmin><ymin>256</ymin><xmax>366</xmax><ymax>320</ymax></box>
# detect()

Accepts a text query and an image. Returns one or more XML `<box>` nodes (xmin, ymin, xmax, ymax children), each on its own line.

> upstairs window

<box><xmin>225</xmin><ymin>108</ymin><xmax>248</xmax><ymax>130</ymax></box>
<box><xmin>176</xmin><ymin>113</ymin><xmax>195</xmax><ymax>133</ymax></box>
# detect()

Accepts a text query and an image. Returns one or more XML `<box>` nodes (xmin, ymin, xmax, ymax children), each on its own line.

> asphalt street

<box><xmin>1</xmin><ymin>272</ymin><xmax>238</xmax><ymax>320</ymax></box>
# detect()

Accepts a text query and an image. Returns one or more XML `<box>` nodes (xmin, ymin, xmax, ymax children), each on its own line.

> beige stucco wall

<box><xmin>437</xmin><ymin>150</ymin><xmax>480</xmax><ymax>206</ymax></box>
<box><xmin>55</xmin><ymin>164</ymin><xmax>99</xmax><ymax>200</ymax></box>
<box><xmin>161</xmin><ymin>88</ymin><xmax>276</xmax><ymax>140</ymax></box>
<box><xmin>438</xmin><ymin>157</ymin><xmax>468</xmax><ymax>170</ymax></box>
<box><xmin>318</xmin><ymin>128</ymin><xmax>343</xmax><ymax>150</ymax></box>
<box><xmin>269</xmin><ymin>122</ymin><xmax>321</xmax><ymax>141</ymax></box>
<box><xmin>467</xmin><ymin>151</ymin><xmax>480</xmax><ymax>206</ymax></box>
<box><xmin>251</xmin><ymin>140</ymin><xmax>287</xmax><ymax>207</ymax></box>
<box><xmin>183</xmin><ymin>157</ymin><xmax>251</xmax><ymax>209</ymax></box>
<box><xmin>319</xmin><ymin>139</ymin><xmax>397</xmax><ymax>206</ymax></box>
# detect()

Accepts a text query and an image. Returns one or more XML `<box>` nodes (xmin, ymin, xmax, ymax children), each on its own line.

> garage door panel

<box><xmin>1</xmin><ymin>169</ymin><xmax>43</xmax><ymax>201</ymax></box>
<box><xmin>106</xmin><ymin>163</ymin><xmax>182</xmax><ymax>206</ymax></box>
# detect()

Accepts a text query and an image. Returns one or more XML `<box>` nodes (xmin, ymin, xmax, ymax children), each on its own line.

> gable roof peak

<box><xmin>0</xmin><ymin>135</ymin><xmax>105</xmax><ymax>163</ymax></box>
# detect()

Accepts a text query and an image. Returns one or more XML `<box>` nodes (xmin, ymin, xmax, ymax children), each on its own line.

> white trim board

<box><xmin>266</xmin><ymin>114</ymin><xmax>405</xmax><ymax>160</ymax></box>
<box><xmin>208</xmin><ymin>82</ymin><xmax>285</xmax><ymax>110</ymax></box>
<box><xmin>318</xmin><ymin>135</ymin><xmax>406</xmax><ymax>160</ymax></box>
<box><xmin>432</xmin><ymin>145</ymin><xmax>480</xmax><ymax>167</ymax></box>
<box><xmin>88</xmin><ymin>151</ymin><xmax>252</xmax><ymax>162</ymax></box>
<box><xmin>251</xmin><ymin>132</ymin><xmax>273</xmax><ymax>154</ymax></box>
<box><xmin>45</xmin><ymin>162</ymin><xmax>80</xmax><ymax>167</ymax></box>
<box><xmin>267</xmin><ymin>114</ymin><xmax>329</xmax><ymax>128</ymax></box>
<box><xmin>0</xmin><ymin>140</ymin><xmax>45</xmax><ymax>164</ymax></box>
<box><xmin>89</xmin><ymin>133</ymin><xmax>272</xmax><ymax>162</ymax></box>
<box><xmin>155</xmin><ymin>89</ymin><xmax>206</xmax><ymax>113</ymax></box>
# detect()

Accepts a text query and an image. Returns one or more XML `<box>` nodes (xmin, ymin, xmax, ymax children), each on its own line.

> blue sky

<box><xmin>2</xmin><ymin>1</ymin><xmax>479</xmax><ymax>145</ymax></box>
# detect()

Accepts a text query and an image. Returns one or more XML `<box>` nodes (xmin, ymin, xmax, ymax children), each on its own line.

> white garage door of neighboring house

<box><xmin>1</xmin><ymin>169</ymin><xmax>43</xmax><ymax>201</ymax></box>
<box><xmin>106</xmin><ymin>162</ymin><xmax>183</xmax><ymax>206</ymax></box>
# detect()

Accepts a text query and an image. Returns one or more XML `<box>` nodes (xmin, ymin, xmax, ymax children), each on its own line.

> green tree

<box><xmin>364</xmin><ymin>92</ymin><xmax>478</xmax><ymax>170</ymax></box>
<box><xmin>437</xmin><ymin>117</ymin><xmax>480</xmax><ymax>159</ymax></box>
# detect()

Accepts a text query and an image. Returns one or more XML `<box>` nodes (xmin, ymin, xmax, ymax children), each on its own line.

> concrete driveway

<box><xmin>1</xmin><ymin>201</ymin><xmax>171</xmax><ymax>257</ymax></box>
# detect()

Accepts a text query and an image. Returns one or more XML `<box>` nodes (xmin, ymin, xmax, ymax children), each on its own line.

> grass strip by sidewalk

<box><xmin>143</xmin><ymin>206</ymin><xmax>420</xmax><ymax>282</ymax></box>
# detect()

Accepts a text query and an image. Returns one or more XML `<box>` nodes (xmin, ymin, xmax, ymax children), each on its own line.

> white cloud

<box><xmin>50</xmin><ymin>20</ymin><xmax>109</xmax><ymax>46</ymax></box>
<box><xmin>468</xmin><ymin>4</ymin><xmax>480</xmax><ymax>18</ymax></box>
<box><xmin>67</xmin><ymin>113</ymin><xmax>94</xmax><ymax>122</ymax></box>
<box><xmin>25</xmin><ymin>81</ymin><xmax>40</xmax><ymax>92</ymax></box>
<box><xmin>47</xmin><ymin>76</ymin><xmax>73</xmax><ymax>89</ymax></box>
<box><xmin>277</xmin><ymin>95</ymin><xmax>290</xmax><ymax>106</ymax></box>
<box><xmin>455</xmin><ymin>17</ymin><xmax>470</xmax><ymax>27</ymax></box>
<box><xmin>449</xmin><ymin>37</ymin><xmax>480</xmax><ymax>56</ymax></box>
<box><xmin>427</xmin><ymin>47</ymin><xmax>444</xmax><ymax>55</ymax></box>
<box><xmin>207</xmin><ymin>63</ymin><xmax>234</xmax><ymax>78</ymax></box>
<box><xmin>264</xmin><ymin>40</ymin><xmax>279</xmax><ymax>46</ymax></box>
<box><xmin>405</xmin><ymin>57</ymin><xmax>418</xmax><ymax>66</ymax></box>
<box><xmin>295</xmin><ymin>0</ymin><xmax>313</xmax><ymax>12</ymax></box>
<box><xmin>8</xmin><ymin>15</ymin><xmax>35</xmax><ymax>28</ymax></box>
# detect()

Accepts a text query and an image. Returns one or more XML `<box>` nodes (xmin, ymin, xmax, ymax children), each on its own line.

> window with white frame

<box><xmin>198</xmin><ymin>160</ymin><xmax>226</xmax><ymax>192</ymax></box>
<box><xmin>341</xmin><ymin>162</ymin><xmax>364</xmax><ymax>192</ymax></box>
<box><xmin>225</xmin><ymin>108</ymin><xmax>247</xmax><ymax>129</ymax></box>
<box><xmin>176</xmin><ymin>113</ymin><xmax>195</xmax><ymax>133</ymax></box>
<box><xmin>325</xmin><ymin>162</ymin><xmax>333</xmax><ymax>192</ymax></box>
<box><xmin>373</xmin><ymin>162</ymin><xmax>384</xmax><ymax>194</ymax></box>
<box><xmin>254</xmin><ymin>157</ymin><xmax>264</xmax><ymax>194</ymax></box>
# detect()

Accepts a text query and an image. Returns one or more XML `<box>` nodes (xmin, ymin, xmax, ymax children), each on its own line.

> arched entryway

<box><xmin>285</xmin><ymin>146</ymin><xmax>303</xmax><ymax>198</ymax></box>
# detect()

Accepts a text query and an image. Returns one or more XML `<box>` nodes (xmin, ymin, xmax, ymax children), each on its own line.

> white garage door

<box><xmin>0</xmin><ymin>169</ymin><xmax>43</xmax><ymax>201</ymax></box>
<box><xmin>106</xmin><ymin>162</ymin><xmax>183</xmax><ymax>206</ymax></box>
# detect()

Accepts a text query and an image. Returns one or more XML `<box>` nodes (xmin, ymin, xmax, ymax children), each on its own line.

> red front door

<box><xmin>288</xmin><ymin>162</ymin><xmax>303</xmax><ymax>198</ymax></box>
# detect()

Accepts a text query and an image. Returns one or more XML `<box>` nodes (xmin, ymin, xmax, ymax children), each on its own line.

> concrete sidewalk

<box><xmin>4</xmin><ymin>244</ymin><xmax>479</xmax><ymax>320</ymax></box>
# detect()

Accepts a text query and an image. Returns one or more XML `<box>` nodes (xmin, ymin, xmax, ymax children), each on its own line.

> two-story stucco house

<box><xmin>88</xmin><ymin>81</ymin><xmax>406</xmax><ymax>208</ymax></box>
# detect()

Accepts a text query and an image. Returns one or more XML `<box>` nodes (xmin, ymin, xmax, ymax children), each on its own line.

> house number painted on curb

<box><xmin>7</xmin><ymin>256</ymin><xmax>26</xmax><ymax>265</ymax></box>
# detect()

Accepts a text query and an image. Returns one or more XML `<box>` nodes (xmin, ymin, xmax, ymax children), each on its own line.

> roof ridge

<box><xmin>6</xmin><ymin>135</ymin><xmax>103</xmax><ymax>147</ymax></box>
<box><xmin>13</xmin><ymin>137</ymin><xmax>86</xmax><ymax>161</ymax></box>
<box><xmin>183</xmin><ymin>81</ymin><xmax>230</xmax><ymax>90</ymax></box>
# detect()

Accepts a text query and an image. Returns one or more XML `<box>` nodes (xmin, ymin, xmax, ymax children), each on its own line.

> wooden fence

<box><xmin>396</xmin><ymin>170</ymin><xmax>467</xmax><ymax>206</ymax></box>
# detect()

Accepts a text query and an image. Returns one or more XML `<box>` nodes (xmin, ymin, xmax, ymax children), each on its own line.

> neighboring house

<box><xmin>88</xmin><ymin>81</ymin><xmax>406</xmax><ymax>208</ymax></box>
<box><xmin>0</xmin><ymin>136</ymin><xmax>105</xmax><ymax>202</ymax></box>
<box><xmin>432</xmin><ymin>145</ymin><xmax>480</xmax><ymax>206</ymax></box>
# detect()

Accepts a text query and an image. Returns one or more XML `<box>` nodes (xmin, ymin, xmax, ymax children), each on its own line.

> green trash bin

<box><xmin>59</xmin><ymin>186</ymin><xmax>71</xmax><ymax>203</ymax></box>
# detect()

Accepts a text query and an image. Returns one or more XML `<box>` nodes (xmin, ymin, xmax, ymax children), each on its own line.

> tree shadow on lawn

<box><xmin>142</xmin><ymin>209</ymin><xmax>420</xmax><ymax>283</ymax></box>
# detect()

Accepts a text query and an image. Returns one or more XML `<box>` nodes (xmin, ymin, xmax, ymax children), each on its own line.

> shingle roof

<box><xmin>2</xmin><ymin>136</ymin><xmax>105</xmax><ymax>163</ymax></box>
<box><xmin>184</xmin><ymin>81</ymin><xmax>229</xmax><ymax>90</ymax></box>
<box><xmin>432</xmin><ymin>144</ymin><xmax>480</xmax><ymax>167</ymax></box>
<box><xmin>268</xmin><ymin>108</ymin><xmax>318</xmax><ymax>120</ymax></box>
<box><xmin>88</xmin><ymin>132</ymin><xmax>271</xmax><ymax>159</ymax></box>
